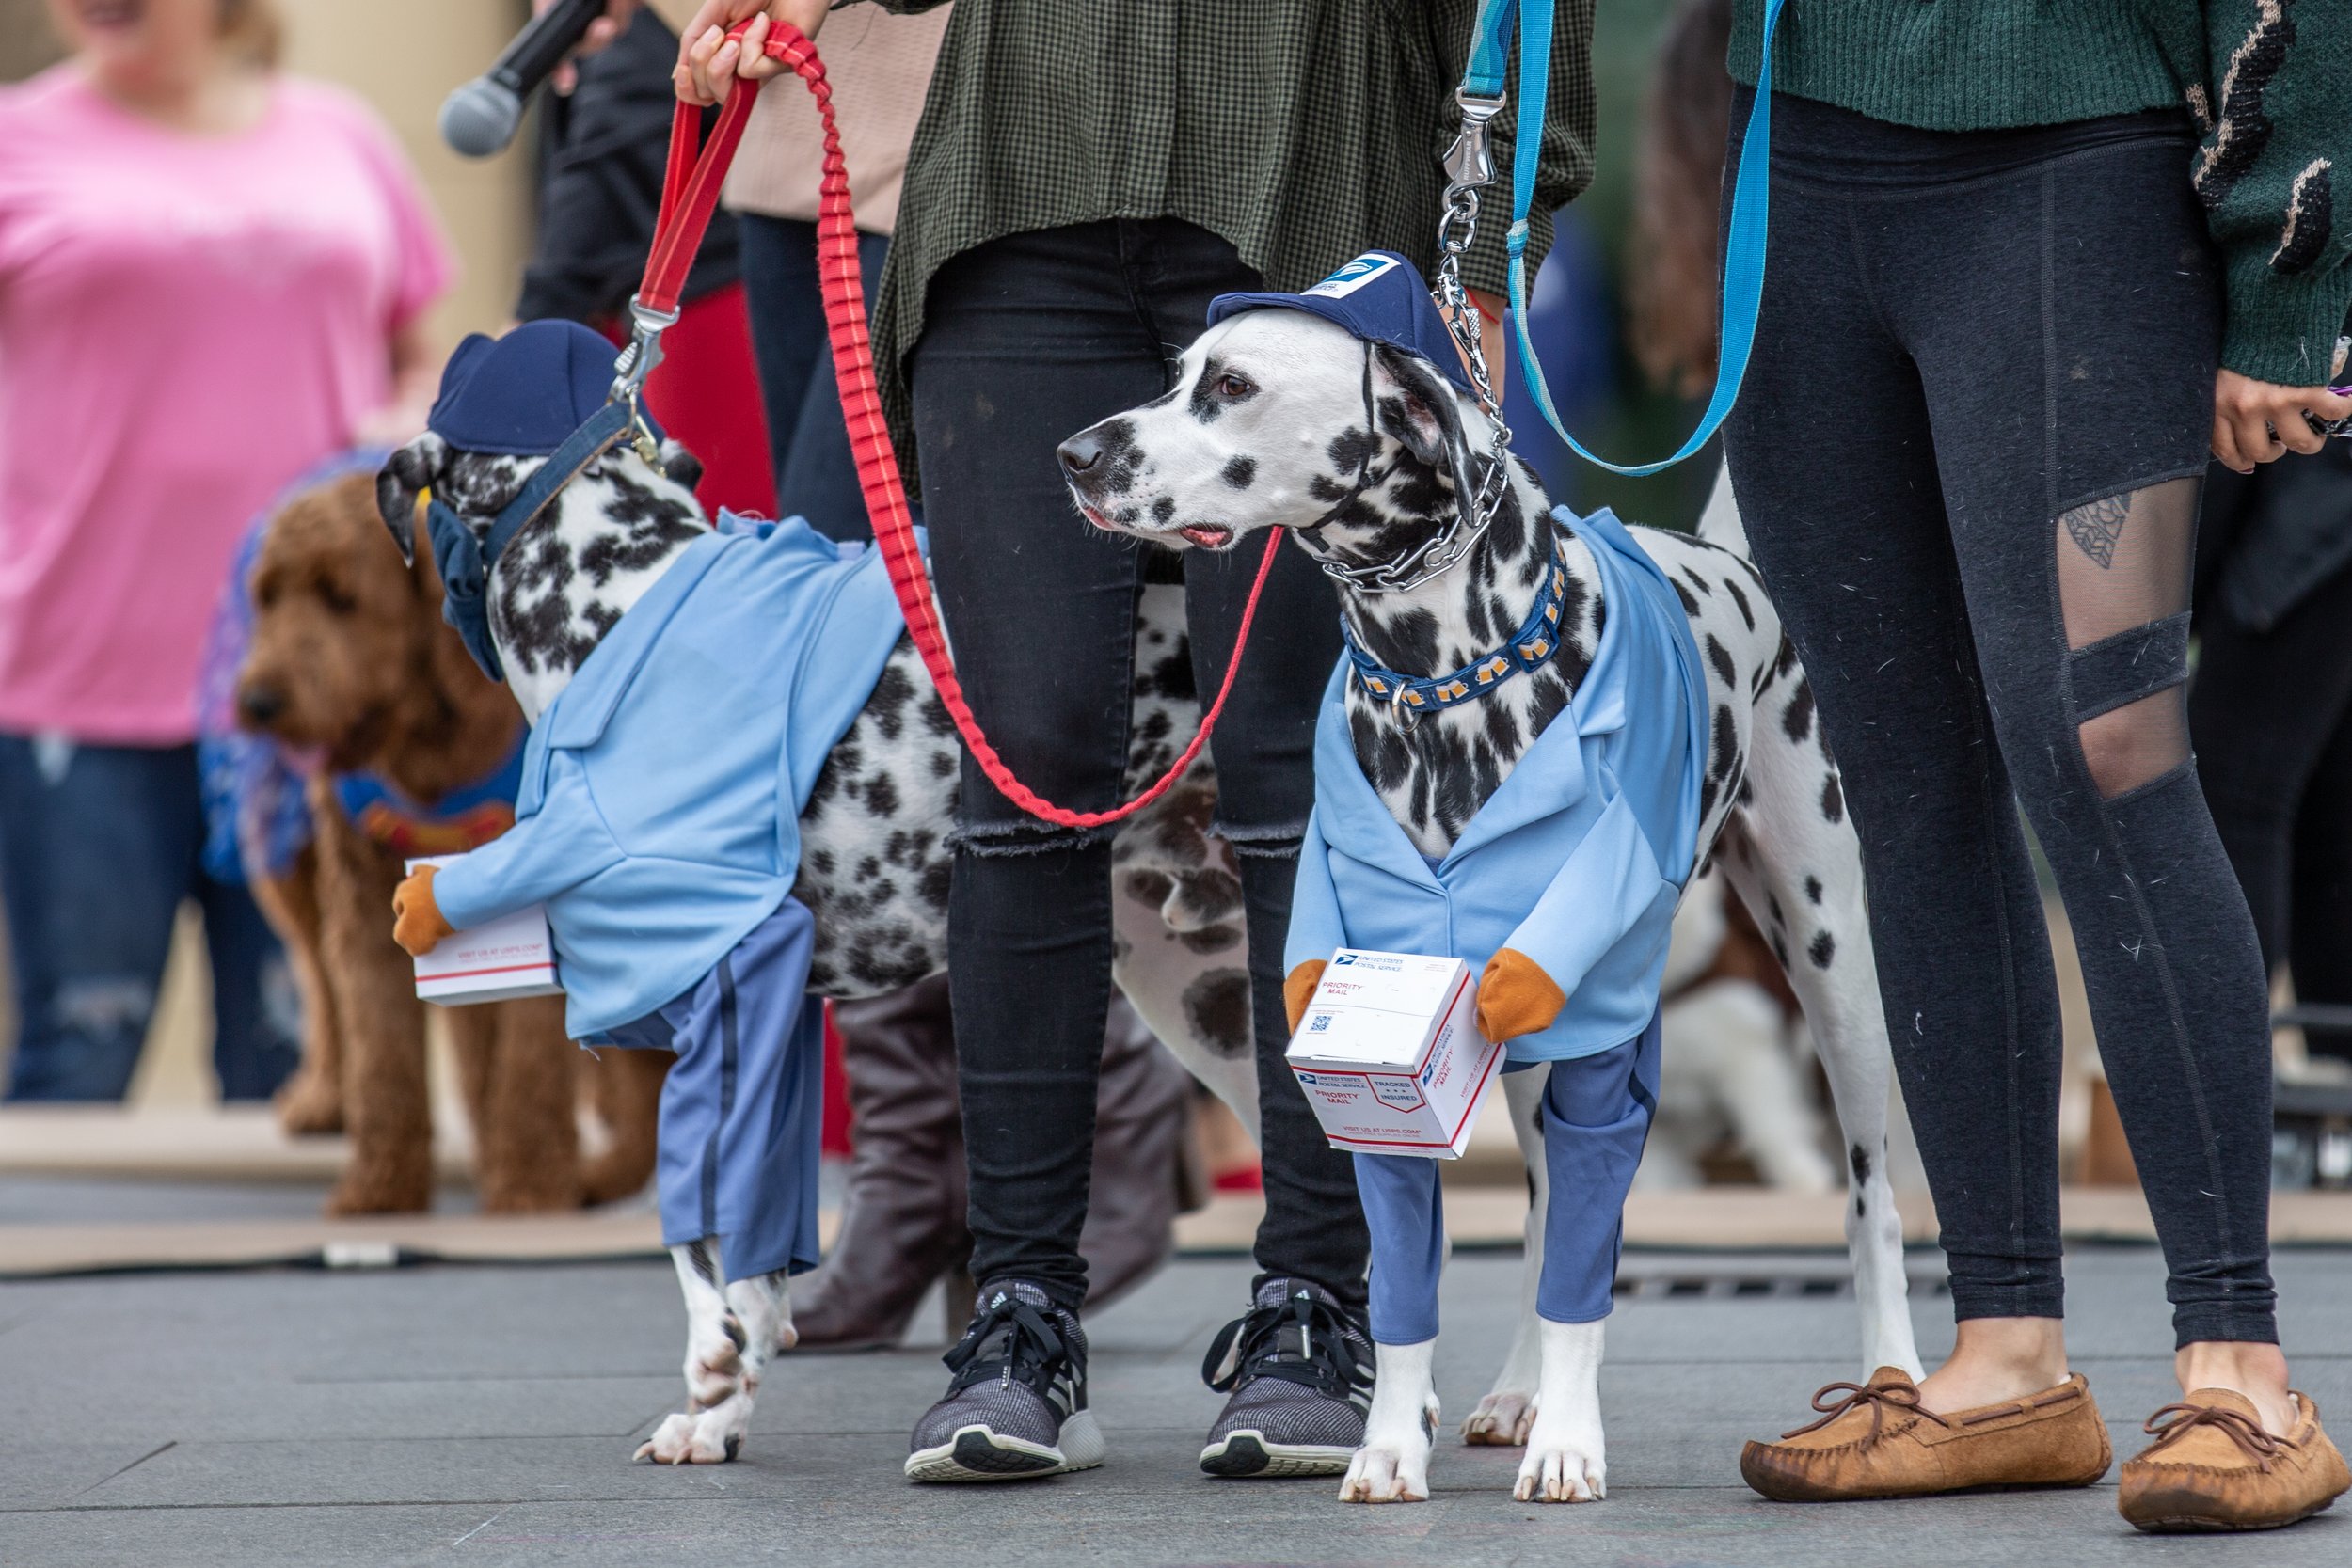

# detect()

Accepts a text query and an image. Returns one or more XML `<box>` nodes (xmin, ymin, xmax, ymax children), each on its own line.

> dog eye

<box><xmin>1216</xmin><ymin>372</ymin><xmax>1257</xmax><ymax>400</ymax></box>
<box><xmin>319</xmin><ymin>582</ymin><xmax>357</xmax><ymax>616</ymax></box>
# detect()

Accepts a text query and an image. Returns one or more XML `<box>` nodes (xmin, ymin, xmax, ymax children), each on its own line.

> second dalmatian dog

<box><xmin>1060</xmin><ymin>253</ymin><xmax>1923</xmax><ymax>1504</ymax></box>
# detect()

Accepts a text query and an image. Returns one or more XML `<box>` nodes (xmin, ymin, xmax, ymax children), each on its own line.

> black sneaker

<box><xmin>905</xmin><ymin>1279</ymin><xmax>1102</xmax><ymax>1482</ymax></box>
<box><xmin>1198</xmin><ymin>1277</ymin><xmax>1375</xmax><ymax>1477</ymax></box>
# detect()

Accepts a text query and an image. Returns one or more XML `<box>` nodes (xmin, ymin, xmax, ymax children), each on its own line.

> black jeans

<box><xmin>910</xmin><ymin>218</ymin><xmax>1367</xmax><ymax>1310</ymax></box>
<box><xmin>1724</xmin><ymin>92</ymin><xmax>2277</xmax><ymax>1347</ymax></box>
<box><xmin>2191</xmin><ymin>471</ymin><xmax>2352</xmax><ymax>1066</ymax></box>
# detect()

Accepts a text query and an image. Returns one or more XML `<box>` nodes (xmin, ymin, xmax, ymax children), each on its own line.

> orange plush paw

<box><xmin>1283</xmin><ymin>959</ymin><xmax>1329</xmax><ymax>1034</ymax></box>
<box><xmin>1477</xmin><ymin>948</ymin><xmax>1565</xmax><ymax>1043</ymax></box>
<box><xmin>391</xmin><ymin>865</ymin><xmax>454</xmax><ymax>957</ymax></box>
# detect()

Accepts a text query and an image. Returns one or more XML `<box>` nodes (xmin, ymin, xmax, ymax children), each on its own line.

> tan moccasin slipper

<box><xmin>2117</xmin><ymin>1389</ymin><xmax>2351</xmax><ymax>1531</ymax></box>
<box><xmin>1740</xmin><ymin>1366</ymin><xmax>2112</xmax><ymax>1502</ymax></box>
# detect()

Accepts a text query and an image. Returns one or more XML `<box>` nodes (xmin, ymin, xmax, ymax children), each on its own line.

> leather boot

<box><xmin>1077</xmin><ymin>992</ymin><xmax>1190</xmax><ymax>1307</ymax></box>
<box><xmin>792</xmin><ymin>974</ymin><xmax>970</xmax><ymax>1350</ymax></box>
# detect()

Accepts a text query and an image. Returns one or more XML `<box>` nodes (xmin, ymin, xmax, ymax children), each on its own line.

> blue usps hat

<box><xmin>424</xmin><ymin>319</ymin><xmax>662</xmax><ymax>457</ymax></box>
<box><xmin>1206</xmin><ymin>251</ymin><xmax>1472</xmax><ymax>394</ymax></box>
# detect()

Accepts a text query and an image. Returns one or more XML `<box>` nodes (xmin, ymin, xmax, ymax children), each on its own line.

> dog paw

<box><xmin>1345</xmin><ymin>1419</ymin><xmax>1430</xmax><ymax>1504</ymax></box>
<box><xmin>1512</xmin><ymin>1436</ymin><xmax>1605</xmax><ymax>1503</ymax></box>
<box><xmin>631</xmin><ymin>1399</ymin><xmax>749</xmax><ymax>1465</ymax></box>
<box><xmin>322</xmin><ymin>1168</ymin><xmax>432</xmax><ymax>1216</ymax></box>
<box><xmin>1461</xmin><ymin>1390</ymin><xmax>1535</xmax><ymax>1447</ymax></box>
<box><xmin>273</xmin><ymin>1070</ymin><xmax>343</xmax><ymax>1136</ymax></box>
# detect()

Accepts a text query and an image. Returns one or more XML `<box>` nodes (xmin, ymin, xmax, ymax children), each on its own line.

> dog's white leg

<box><xmin>1513</xmin><ymin>1320</ymin><xmax>1607</xmax><ymax>1502</ymax></box>
<box><xmin>1462</xmin><ymin>1066</ymin><xmax>1547</xmax><ymax>1445</ymax></box>
<box><xmin>1718</xmin><ymin>805</ymin><xmax>1924</xmax><ymax>1380</ymax></box>
<box><xmin>635</xmin><ymin>1240</ymin><xmax>793</xmax><ymax>1464</ymax></box>
<box><xmin>1338</xmin><ymin>1340</ymin><xmax>1438</xmax><ymax>1503</ymax></box>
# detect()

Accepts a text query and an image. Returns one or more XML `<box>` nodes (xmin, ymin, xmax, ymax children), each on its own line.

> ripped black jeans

<box><xmin>910</xmin><ymin>219</ymin><xmax>1366</xmax><ymax>1309</ymax></box>
<box><xmin>1724</xmin><ymin>93</ymin><xmax>2277</xmax><ymax>1346</ymax></box>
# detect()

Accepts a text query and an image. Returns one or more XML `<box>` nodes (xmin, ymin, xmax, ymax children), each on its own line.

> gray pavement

<box><xmin>3</xmin><ymin>1243</ymin><xmax>2348</xmax><ymax>1566</ymax></box>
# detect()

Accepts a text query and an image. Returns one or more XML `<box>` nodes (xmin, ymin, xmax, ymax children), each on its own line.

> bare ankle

<box><xmin>2176</xmin><ymin>1341</ymin><xmax>2296</xmax><ymax>1434</ymax></box>
<box><xmin>1917</xmin><ymin>1318</ymin><xmax>2069</xmax><ymax>1413</ymax></box>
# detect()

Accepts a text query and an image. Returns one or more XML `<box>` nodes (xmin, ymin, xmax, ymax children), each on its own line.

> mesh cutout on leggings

<box><xmin>2057</xmin><ymin>478</ymin><xmax>2197</xmax><ymax>799</ymax></box>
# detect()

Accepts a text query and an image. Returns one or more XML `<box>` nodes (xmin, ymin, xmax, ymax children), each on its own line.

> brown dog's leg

<box><xmin>255</xmin><ymin>845</ymin><xmax>346</xmax><ymax>1135</ymax></box>
<box><xmin>312</xmin><ymin>790</ymin><xmax>435</xmax><ymax>1215</ymax></box>
<box><xmin>580</xmin><ymin>1045</ymin><xmax>670</xmax><ymax>1206</ymax></box>
<box><xmin>470</xmin><ymin>994</ymin><xmax>581</xmax><ymax>1212</ymax></box>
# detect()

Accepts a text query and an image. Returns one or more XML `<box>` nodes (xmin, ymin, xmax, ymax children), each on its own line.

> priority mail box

<box><xmin>406</xmin><ymin>855</ymin><xmax>564</xmax><ymax>1005</ymax></box>
<box><xmin>1285</xmin><ymin>949</ymin><xmax>1500</xmax><ymax>1158</ymax></box>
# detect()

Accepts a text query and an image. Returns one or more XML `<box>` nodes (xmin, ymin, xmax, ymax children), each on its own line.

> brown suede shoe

<box><xmin>1740</xmin><ymin>1368</ymin><xmax>2112</xmax><ymax>1501</ymax></box>
<box><xmin>2117</xmin><ymin>1390</ymin><xmax>2351</xmax><ymax>1532</ymax></box>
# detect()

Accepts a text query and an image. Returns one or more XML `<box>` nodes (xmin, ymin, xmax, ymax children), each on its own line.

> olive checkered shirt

<box><xmin>864</xmin><ymin>0</ymin><xmax>1596</xmax><ymax>488</ymax></box>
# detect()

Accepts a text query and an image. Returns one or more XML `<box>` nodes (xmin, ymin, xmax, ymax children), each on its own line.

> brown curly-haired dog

<box><xmin>235</xmin><ymin>471</ymin><xmax>665</xmax><ymax>1215</ymax></box>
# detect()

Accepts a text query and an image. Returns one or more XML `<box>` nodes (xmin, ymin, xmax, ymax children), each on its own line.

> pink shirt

<box><xmin>0</xmin><ymin>68</ymin><xmax>455</xmax><ymax>744</ymax></box>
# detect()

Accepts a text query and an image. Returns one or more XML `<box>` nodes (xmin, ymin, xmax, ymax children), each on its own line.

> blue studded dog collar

<box><xmin>1343</xmin><ymin>536</ymin><xmax>1571</xmax><ymax>719</ymax></box>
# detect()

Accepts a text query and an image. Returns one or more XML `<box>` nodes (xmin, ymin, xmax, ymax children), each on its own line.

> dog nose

<box><xmin>237</xmin><ymin>685</ymin><xmax>285</xmax><ymax>727</ymax></box>
<box><xmin>1057</xmin><ymin>433</ymin><xmax>1104</xmax><ymax>477</ymax></box>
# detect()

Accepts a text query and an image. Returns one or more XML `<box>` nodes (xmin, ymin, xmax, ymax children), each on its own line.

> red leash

<box><xmin>633</xmin><ymin>24</ymin><xmax>1282</xmax><ymax>832</ymax></box>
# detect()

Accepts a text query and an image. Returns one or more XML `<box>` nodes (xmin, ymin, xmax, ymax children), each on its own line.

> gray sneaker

<box><xmin>1198</xmin><ymin>1277</ymin><xmax>1375</xmax><ymax>1477</ymax></box>
<box><xmin>905</xmin><ymin>1280</ymin><xmax>1103</xmax><ymax>1482</ymax></box>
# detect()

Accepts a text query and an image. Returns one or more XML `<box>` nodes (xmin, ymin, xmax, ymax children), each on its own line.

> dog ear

<box><xmin>656</xmin><ymin>438</ymin><xmax>704</xmax><ymax>497</ymax></box>
<box><xmin>1370</xmin><ymin>342</ymin><xmax>1481</xmax><ymax>516</ymax></box>
<box><xmin>375</xmin><ymin>433</ymin><xmax>448</xmax><ymax>566</ymax></box>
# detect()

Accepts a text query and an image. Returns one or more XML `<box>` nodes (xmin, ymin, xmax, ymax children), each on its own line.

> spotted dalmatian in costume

<box><xmin>377</xmin><ymin>325</ymin><xmax>1254</xmax><ymax>1468</ymax></box>
<box><xmin>1060</xmin><ymin>256</ymin><xmax>1922</xmax><ymax>1505</ymax></box>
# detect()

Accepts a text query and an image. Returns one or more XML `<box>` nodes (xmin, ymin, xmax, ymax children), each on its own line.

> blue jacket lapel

<box><xmin>1312</xmin><ymin>663</ymin><xmax>1443</xmax><ymax>894</ymax></box>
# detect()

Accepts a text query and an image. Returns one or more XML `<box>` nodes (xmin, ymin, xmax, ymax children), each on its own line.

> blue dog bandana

<box><xmin>1207</xmin><ymin>251</ymin><xmax>1472</xmax><ymax>394</ymax></box>
<box><xmin>422</xmin><ymin>322</ymin><xmax>664</xmax><ymax>682</ymax></box>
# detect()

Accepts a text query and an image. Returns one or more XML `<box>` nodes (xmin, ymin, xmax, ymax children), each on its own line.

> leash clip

<box><xmin>610</xmin><ymin>296</ymin><xmax>681</xmax><ymax>408</ymax></box>
<box><xmin>611</xmin><ymin>297</ymin><xmax>681</xmax><ymax>465</ymax></box>
<box><xmin>1441</xmin><ymin>91</ymin><xmax>1505</xmax><ymax>192</ymax></box>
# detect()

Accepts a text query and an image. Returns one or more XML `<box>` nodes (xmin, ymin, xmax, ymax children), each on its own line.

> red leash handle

<box><xmin>639</xmin><ymin>24</ymin><xmax>1281</xmax><ymax>832</ymax></box>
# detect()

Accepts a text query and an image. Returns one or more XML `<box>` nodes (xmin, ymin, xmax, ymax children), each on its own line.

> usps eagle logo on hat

<box><xmin>1204</xmin><ymin>250</ymin><xmax>1473</xmax><ymax>394</ymax></box>
<box><xmin>1305</xmin><ymin>253</ymin><xmax>1405</xmax><ymax>299</ymax></box>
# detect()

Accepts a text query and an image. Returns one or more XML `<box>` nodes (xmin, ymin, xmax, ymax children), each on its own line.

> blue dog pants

<box><xmin>604</xmin><ymin>896</ymin><xmax>824</xmax><ymax>1285</ymax></box>
<box><xmin>1354</xmin><ymin>1009</ymin><xmax>1661</xmax><ymax>1345</ymax></box>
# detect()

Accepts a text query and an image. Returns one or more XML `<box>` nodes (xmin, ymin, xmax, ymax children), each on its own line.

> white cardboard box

<box><xmin>405</xmin><ymin>855</ymin><xmax>564</xmax><ymax>1006</ymax></box>
<box><xmin>1284</xmin><ymin>949</ymin><xmax>1500</xmax><ymax>1159</ymax></box>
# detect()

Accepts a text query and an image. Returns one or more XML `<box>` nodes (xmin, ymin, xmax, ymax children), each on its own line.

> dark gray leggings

<box><xmin>1723</xmin><ymin>91</ymin><xmax>2277</xmax><ymax>1347</ymax></box>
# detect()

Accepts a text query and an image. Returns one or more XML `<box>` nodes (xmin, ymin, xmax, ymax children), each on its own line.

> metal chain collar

<box><xmin>1318</xmin><ymin>91</ymin><xmax>1516</xmax><ymax>597</ymax></box>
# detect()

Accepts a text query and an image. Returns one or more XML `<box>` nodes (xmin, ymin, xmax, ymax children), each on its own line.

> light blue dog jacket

<box><xmin>1284</xmin><ymin>506</ymin><xmax>1709</xmax><ymax>1063</ymax></box>
<box><xmin>431</xmin><ymin>513</ymin><xmax>906</xmax><ymax>1041</ymax></box>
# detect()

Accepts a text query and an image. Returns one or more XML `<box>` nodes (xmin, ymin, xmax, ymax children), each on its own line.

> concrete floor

<box><xmin>4</xmin><ymin>1245</ymin><xmax>2348</xmax><ymax>1567</ymax></box>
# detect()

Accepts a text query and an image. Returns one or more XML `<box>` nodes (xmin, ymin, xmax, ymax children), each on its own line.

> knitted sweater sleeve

<box><xmin>2195</xmin><ymin>0</ymin><xmax>2352</xmax><ymax>385</ymax></box>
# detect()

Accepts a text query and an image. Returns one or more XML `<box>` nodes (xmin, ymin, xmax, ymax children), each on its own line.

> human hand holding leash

<box><xmin>675</xmin><ymin>0</ymin><xmax>832</xmax><ymax>105</ymax></box>
<box><xmin>391</xmin><ymin>866</ymin><xmax>454</xmax><ymax>958</ymax></box>
<box><xmin>2213</xmin><ymin>370</ymin><xmax>2352</xmax><ymax>473</ymax></box>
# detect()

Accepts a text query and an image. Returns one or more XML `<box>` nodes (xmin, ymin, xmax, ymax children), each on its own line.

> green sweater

<box><xmin>1730</xmin><ymin>2</ymin><xmax>2352</xmax><ymax>385</ymax></box>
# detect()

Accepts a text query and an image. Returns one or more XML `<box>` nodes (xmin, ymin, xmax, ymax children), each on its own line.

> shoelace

<box><xmin>1780</xmin><ymin>1379</ymin><xmax>1952</xmax><ymax>1451</ymax></box>
<box><xmin>2140</xmin><ymin>1402</ymin><xmax>2299</xmax><ymax>1474</ymax></box>
<box><xmin>944</xmin><ymin>1293</ymin><xmax>1068</xmax><ymax>1397</ymax></box>
<box><xmin>1200</xmin><ymin>1288</ymin><xmax>1368</xmax><ymax>1398</ymax></box>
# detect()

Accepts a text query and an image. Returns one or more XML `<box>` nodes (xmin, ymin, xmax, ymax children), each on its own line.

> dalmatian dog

<box><xmin>376</xmin><ymin>433</ymin><xmax>1258</xmax><ymax>1465</ymax></box>
<box><xmin>1060</xmin><ymin>306</ymin><xmax>1923</xmax><ymax>1504</ymax></box>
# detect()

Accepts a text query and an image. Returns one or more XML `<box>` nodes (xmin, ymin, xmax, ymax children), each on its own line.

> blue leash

<box><xmin>1458</xmin><ymin>0</ymin><xmax>1786</xmax><ymax>477</ymax></box>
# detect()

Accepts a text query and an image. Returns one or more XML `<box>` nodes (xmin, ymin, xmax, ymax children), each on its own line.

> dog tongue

<box><xmin>281</xmin><ymin>744</ymin><xmax>328</xmax><ymax>780</ymax></box>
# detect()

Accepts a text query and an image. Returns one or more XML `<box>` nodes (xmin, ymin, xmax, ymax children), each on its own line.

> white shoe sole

<box><xmin>1199</xmin><ymin>1430</ymin><xmax>1357</xmax><ymax>1478</ymax></box>
<box><xmin>905</xmin><ymin>1411</ymin><xmax>1105</xmax><ymax>1482</ymax></box>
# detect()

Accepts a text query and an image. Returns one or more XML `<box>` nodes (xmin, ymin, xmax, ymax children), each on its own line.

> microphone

<box><xmin>439</xmin><ymin>0</ymin><xmax>612</xmax><ymax>159</ymax></box>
